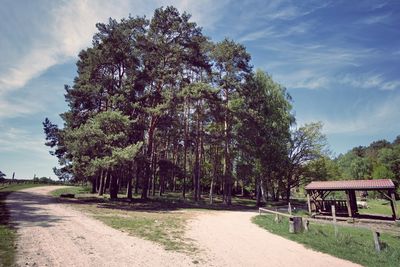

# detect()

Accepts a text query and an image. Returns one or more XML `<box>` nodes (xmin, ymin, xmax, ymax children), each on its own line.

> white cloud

<box><xmin>359</xmin><ymin>13</ymin><xmax>391</xmax><ymax>25</ymax></box>
<box><xmin>164</xmin><ymin>0</ymin><xmax>230</xmax><ymax>30</ymax></box>
<box><xmin>0</xmin><ymin>126</ymin><xmax>48</xmax><ymax>155</ymax></box>
<box><xmin>0</xmin><ymin>0</ymin><xmax>130</xmax><ymax>94</ymax></box>
<box><xmin>274</xmin><ymin>69</ymin><xmax>330</xmax><ymax>90</ymax></box>
<box><xmin>306</xmin><ymin>95</ymin><xmax>400</xmax><ymax>135</ymax></box>
<box><xmin>0</xmin><ymin>0</ymin><xmax>228</xmax><ymax>118</ymax></box>
<box><xmin>0</xmin><ymin>0</ymin><xmax>227</xmax><ymax>93</ymax></box>
<box><xmin>238</xmin><ymin>27</ymin><xmax>275</xmax><ymax>42</ymax></box>
<box><xmin>340</xmin><ymin>73</ymin><xmax>400</xmax><ymax>90</ymax></box>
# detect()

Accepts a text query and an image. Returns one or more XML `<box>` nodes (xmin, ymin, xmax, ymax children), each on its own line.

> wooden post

<box><xmin>332</xmin><ymin>205</ymin><xmax>338</xmax><ymax>238</ymax></box>
<box><xmin>289</xmin><ymin>216</ymin><xmax>302</xmax><ymax>233</ymax></box>
<box><xmin>372</xmin><ymin>231</ymin><xmax>381</xmax><ymax>252</ymax></box>
<box><xmin>288</xmin><ymin>202</ymin><xmax>292</xmax><ymax>215</ymax></box>
<box><xmin>307</xmin><ymin>193</ymin><xmax>312</xmax><ymax>214</ymax></box>
<box><xmin>302</xmin><ymin>218</ymin><xmax>309</xmax><ymax>232</ymax></box>
<box><xmin>390</xmin><ymin>191</ymin><xmax>397</xmax><ymax>220</ymax></box>
<box><xmin>345</xmin><ymin>190</ymin><xmax>353</xmax><ymax>217</ymax></box>
<box><xmin>274</xmin><ymin>208</ymin><xmax>281</xmax><ymax>223</ymax></box>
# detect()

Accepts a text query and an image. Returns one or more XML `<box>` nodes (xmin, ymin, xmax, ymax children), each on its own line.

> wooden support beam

<box><xmin>390</xmin><ymin>191</ymin><xmax>397</xmax><ymax>220</ymax></box>
<box><xmin>349</xmin><ymin>190</ymin><xmax>358</xmax><ymax>215</ymax></box>
<box><xmin>345</xmin><ymin>190</ymin><xmax>353</xmax><ymax>217</ymax></box>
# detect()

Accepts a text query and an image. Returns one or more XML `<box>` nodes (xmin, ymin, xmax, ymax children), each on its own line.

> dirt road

<box><xmin>6</xmin><ymin>186</ymin><xmax>195</xmax><ymax>267</ymax></box>
<box><xmin>7</xmin><ymin>186</ymin><xmax>360</xmax><ymax>266</ymax></box>
<box><xmin>186</xmin><ymin>211</ymin><xmax>360</xmax><ymax>267</ymax></box>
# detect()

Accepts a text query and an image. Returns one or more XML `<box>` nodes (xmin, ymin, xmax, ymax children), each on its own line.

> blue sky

<box><xmin>1</xmin><ymin>0</ymin><xmax>400</xmax><ymax>179</ymax></box>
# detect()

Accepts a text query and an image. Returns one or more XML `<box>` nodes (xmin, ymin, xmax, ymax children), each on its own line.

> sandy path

<box><xmin>7</xmin><ymin>186</ymin><xmax>361</xmax><ymax>267</ymax></box>
<box><xmin>6</xmin><ymin>186</ymin><xmax>196</xmax><ymax>267</ymax></box>
<box><xmin>186</xmin><ymin>211</ymin><xmax>361</xmax><ymax>267</ymax></box>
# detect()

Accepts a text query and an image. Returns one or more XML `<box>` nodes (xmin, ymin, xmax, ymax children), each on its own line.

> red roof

<box><xmin>305</xmin><ymin>179</ymin><xmax>395</xmax><ymax>191</ymax></box>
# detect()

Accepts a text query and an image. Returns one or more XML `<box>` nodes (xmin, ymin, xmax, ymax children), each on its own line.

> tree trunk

<box><xmin>104</xmin><ymin>170</ymin><xmax>111</xmax><ymax>194</ymax></box>
<box><xmin>193</xmin><ymin>109</ymin><xmax>200</xmax><ymax>202</ymax></box>
<box><xmin>91</xmin><ymin>176</ymin><xmax>97</xmax><ymax>194</ymax></box>
<box><xmin>109</xmin><ymin>172</ymin><xmax>118</xmax><ymax>200</ymax></box>
<box><xmin>286</xmin><ymin>173</ymin><xmax>292</xmax><ymax>203</ymax></box>
<box><xmin>98</xmin><ymin>170</ymin><xmax>105</xmax><ymax>196</ymax></box>
<box><xmin>182</xmin><ymin>97</ymin><xmax>189</xmax><ymax>199</ymax></box>
<box><xmin>256</xmin><ymin>178</ymin><xmax>261</xmax><ymax>206</ymax></box>
<box><xmin>223</xmin><ymin>89</ymin><xmax>232</xmax><ymax>205</ymax></box>
<box><xmin>127</xmin><ymin>165</ymin><xmax>133</xmax><ymax>200</ymax></box>
<box><xmin>135</xmin><ymin>160</ymin><xmax>140</xmax><ymax>194</ymax></box>
<box><xmin>141</xmin><ymin>117</ymin><xmax>156</xmax><ymax>199</ymax></box>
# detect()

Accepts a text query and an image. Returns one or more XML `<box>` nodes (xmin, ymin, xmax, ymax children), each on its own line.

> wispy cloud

<box><xmin>340</xmin><ymin>73</ymin><xmax>400</xmax><ymax>90</ymax></box>
<box><xmin>0</xmin><ymin>0</ymin><xmax>130</xmax><ymax>94</ymax></box>
<box><xmin>0</xmin><ymin>126</ymin><xmax>48</xmax><ymax>155</ymax></box>
<box><xmin>239</xmin><ymin>22</ymin><xmax>313</xmax><ymax>42</ymax></box>
<box><xmin>359</xmin><ymin>13</ymin><xmax>392</xmax><ymax>25</ymax></box>
<box><xmin>302</xmin><ymin>95</ymin><xmax>400</xmax><ymax>135</ymax></box>
<box><xmin>0</xmin><ymin>0</ymin><xmax>228</xmax><ymax>119</ymax></box>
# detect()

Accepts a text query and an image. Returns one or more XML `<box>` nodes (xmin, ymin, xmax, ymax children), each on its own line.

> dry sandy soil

<box><xmin>6</xmin><ymin>186</ymin><xmax>360</xmax><ymax>267</ymax></box>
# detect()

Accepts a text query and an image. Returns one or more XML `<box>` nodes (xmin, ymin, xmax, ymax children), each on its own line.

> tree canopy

<box><xmin>44</xmin><ymin>6</ymin><xmax>397</xmax><ymax>204</ymax></box>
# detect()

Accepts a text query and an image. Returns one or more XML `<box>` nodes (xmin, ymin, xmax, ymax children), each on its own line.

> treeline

<box><xmin>304</xmin><ymin>137</ymin><xmax>400</xmax><ymax>195</ymax></box>
<box><xmin>43</xmin><ymin>6</ymin><xmax>327</xmax><ymax>204</ymax></box>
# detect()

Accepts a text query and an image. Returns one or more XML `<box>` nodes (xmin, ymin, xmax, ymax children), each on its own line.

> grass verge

<box><xmin>51</xmin><ymin>186</ymin><xmax>198</xmax><ymax>253</ymax></box>
<box><xmin>0</xmin><ymin>183</ymin><xmax>50</xmax><ymax>266</ymax></box>
<box><xmin>50</xmin><ymin>186</ymin><xmax>91</xmax><ymax>197</ymax></box>
<box><xmin>358</xmin><ymin>199</ymin><xmax>400</xmax><ymax>217</ymax></box>
<box><xmin>253</xmin><ymin>214</ymin><xmax>400</xmax><ymax>267</ymax></box>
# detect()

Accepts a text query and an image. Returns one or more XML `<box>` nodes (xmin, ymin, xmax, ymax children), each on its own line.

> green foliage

<box><xmin>334</xmin><ymin>138</ymin><xmax>400</xmax><ymax>195</ymax></box>
<box><xmin>372</xmin><ymin>164</ymin><xmax>394</xmax><ymax>179</ymax></box>
<box><xmin>303</xmin><ymin>156</ymin><xmax>341</xmax><ymax>184</ymax></box>
<box><xmin>42</xmin><ymin>5</ymin><xmax>400</xmax><ymax>204</ymax></box>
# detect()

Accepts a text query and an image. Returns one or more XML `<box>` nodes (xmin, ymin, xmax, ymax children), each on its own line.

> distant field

<box><xmin>358</xmin><ymin>199</ymin><xmax>400</xmax><ymax>216</ymax></box>
<box><xmin>253</xmin><ymin>214</ymin><xmax>400</xmax><ymax>267</ymax></box>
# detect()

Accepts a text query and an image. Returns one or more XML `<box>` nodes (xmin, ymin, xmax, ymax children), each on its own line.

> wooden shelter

<box><xmin>305</xmin><ymin>179</ymin><xmax>398</xmax><ymax>220</ymax></box>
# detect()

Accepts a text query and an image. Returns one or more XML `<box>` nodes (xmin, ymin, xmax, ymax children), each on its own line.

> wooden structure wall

<box><xmin>305</xmin><ymin>179</ymin><xmax>398</xmax><ymax>221</ymax></box>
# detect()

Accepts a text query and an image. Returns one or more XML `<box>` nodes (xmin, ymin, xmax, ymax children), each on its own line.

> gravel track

<box><xmin>7</xmin><ymin>186</ymin><xmax>360</xmax><ymax>266</ymax></box>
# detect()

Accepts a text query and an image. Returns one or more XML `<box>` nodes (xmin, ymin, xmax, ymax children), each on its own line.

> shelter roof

<box><xmin>305</xmin><ymin>179</ymin><xmax>395</xmax><ymax>191</ymax></box>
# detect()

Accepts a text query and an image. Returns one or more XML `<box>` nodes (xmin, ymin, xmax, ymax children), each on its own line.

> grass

<box><xmin>358</xmin><ymin>199</ymin><xmax>400</xmax><ymax>217</ymax></box>
<box><xmin>0</xmin><ymin>183</ymin><xmax>51</xmax><ymax>266</ymax></box>
<box><xmin>50</xmin><ymin>186</ymin><xmax>205</xmax><ymax>253</ymax></box>
<box><xmin>50</xmin><ymin>186</ymin><xmax>91</xmax><ymax>197</ymax></box>
<box><xmin>81</xmin><ymin>204</ymin><xmax>195</xmax><ymax>252</ymax></box>
<box><xmin>253</xmin><ymin>214</ymin><xmax>400</xmax><ymax>267</ymax></box>
<box><xmin>49</xmin><ymin>186</ymin><xmax>263</xmax><ymax>253</ymax></box>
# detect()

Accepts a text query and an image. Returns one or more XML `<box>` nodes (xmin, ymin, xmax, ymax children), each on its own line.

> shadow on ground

<box><xmin>3</xmin><ymin>191</ymin><xmax>66</xmax><ymax>228</ymax></box>
<box><xmin>57</xmin><ymin>194</ymin><xmax>259</xmax><ymax>213</ymax></box>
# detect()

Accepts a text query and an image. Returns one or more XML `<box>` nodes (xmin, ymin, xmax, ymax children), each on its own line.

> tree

<box><xmin>235</xmin><ymin>70</ymin><xmax>293</xmax><ymax>203</ymax></box>
<box><xmin>212</xmin><ymin>39</ymin><xmax>252</xmax><ymax>205</ymax></box>
<box><xmin>303</xmin><ymin>156</ymin><xmax>341</xmax><ymax>184</ymax></box>
<box><xmin>286</xmin><ymin>122</ymin><xmax>327</xmax><ymax>201</ymax></box>
<box><xmin>0</xmin><ymin>171</ymin><xmax>6</xmax><ymax>179</ymax></box>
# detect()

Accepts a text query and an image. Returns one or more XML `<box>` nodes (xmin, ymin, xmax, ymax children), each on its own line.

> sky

<box><xmin>1</xmin><ymin>0</ymin><xmax>400</xmax><ymax>179</ymax></box>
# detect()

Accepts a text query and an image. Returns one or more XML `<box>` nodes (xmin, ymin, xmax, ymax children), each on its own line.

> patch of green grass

<box><xmin>0</xmin><ymin>224</ymin><xmax>16</xmax><ymax>267</ymax></box>
<box><xmin>50</xmin><ymin>186</ymin><xmax>91</xmax><ymax>197</ymax></box>
<box><xmin>0</xmin><ymin>183</ymin><xmax>51</xmax><ymax>266</ymax></box>
<box><xmin>71</xmin><ymin>203</ymin><xmax>196</xmax><ymax>253</ymax></box>
<box><xmin>253</xmin><ymin>214</ymin><xmax>400</xmax><ymax>267</ymax></box>
<box><xmin>358</xmin><ymin>199</ymin><xmax>400</xmax><ymax>216</ymax></box>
